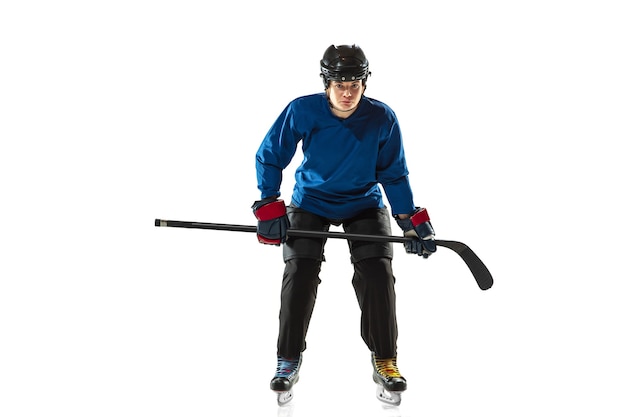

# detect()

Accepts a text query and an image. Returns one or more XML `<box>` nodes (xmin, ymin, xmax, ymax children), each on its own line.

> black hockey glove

<box><xmin>251</xmin><ymin>197</ymin><xmax>290</xmax><ymax>245</ymax></box>
<box><xmin>395</xmin><ymin>207</ymin><xmax>437</xmax><ymax>258</ymax></box>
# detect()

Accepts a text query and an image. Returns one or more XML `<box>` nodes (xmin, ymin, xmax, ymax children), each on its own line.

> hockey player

<box><xmin>252</xmin><ymin>44</ymin><xmax>436</xmax><ymax>406</ymax></box>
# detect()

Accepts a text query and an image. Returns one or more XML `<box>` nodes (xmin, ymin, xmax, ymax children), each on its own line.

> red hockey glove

<box><xmin>251</xmin><ymin>197</ymin><xmax>290</xmax><ymax>245</ymax></box>
<box><xmin>395</xmin><ymin>207</ymin><xmax>437</xmax><ymax>258</ymax></box>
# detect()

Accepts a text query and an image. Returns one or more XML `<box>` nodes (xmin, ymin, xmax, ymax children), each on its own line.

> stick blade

<box><xmin>436</xmin><ymin>240</ymin><xmax>494</xmax><ymax>290</ymax></box>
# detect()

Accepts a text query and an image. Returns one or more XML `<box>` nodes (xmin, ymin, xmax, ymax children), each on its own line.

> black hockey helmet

<box><xmin>320</xmin><ymin>44</ymin><xmax>370</xmax><ymax>89</ymax></box>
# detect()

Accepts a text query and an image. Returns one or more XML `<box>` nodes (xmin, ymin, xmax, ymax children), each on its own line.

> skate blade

<box><xmin>276</xmin><ymin>390</ymin><xmax>294</xmax><ymax>406</ymax></box>
<box><xmin>376</xmin><ymin>385</ymin><xmax>401</xmax><ymax>406</ymax></box>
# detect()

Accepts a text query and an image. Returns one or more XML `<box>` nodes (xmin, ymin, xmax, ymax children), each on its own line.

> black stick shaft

<box><xmin>154</xmin><ymin>219</ymin><xmax>410</xmax><ymax>243</ymax></box>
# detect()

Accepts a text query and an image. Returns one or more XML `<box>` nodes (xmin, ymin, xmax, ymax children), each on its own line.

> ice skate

<box><xmin>371</xmin><ymin>353</ymin><xmax>406</xmax><ymax>406</ymax></box>
<box><xmin>270</xmin><ymin>355</ymin><xmax>302</xmax><ymax>406</ymax></box>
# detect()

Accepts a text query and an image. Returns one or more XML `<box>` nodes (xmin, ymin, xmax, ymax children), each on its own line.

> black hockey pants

<box><xmin>277</xmin><ymin>206</ymin><xmax>399</xmax><ymax>359</ymax></box>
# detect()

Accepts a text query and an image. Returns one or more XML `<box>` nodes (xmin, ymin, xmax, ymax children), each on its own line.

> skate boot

<box><xmin>371</xmin><ymin>353</ymin><xmax>407</xmax><ymax>406</ymax></box>
<box><xmin>270</xmin><ymin>355</ymin><xmax>302</xmax><ymax>406</ymax></box>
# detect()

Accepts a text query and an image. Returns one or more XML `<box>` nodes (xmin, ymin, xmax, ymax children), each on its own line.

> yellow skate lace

<box><xmin>374</xmin><ymin>357</ymin><xmax>403</xmax><ymax>378</ymax></box>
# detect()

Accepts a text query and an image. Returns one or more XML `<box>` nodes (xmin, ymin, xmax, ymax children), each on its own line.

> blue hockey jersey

<box><xmin>256</xmin><ymin>93</ymin><xmax>416</xmax><ymax>220</ymax></box>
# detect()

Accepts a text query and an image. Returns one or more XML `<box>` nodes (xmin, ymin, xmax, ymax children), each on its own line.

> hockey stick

<box><xmin>154</xmin><ymin>219</ymin><xmax>493</xmax><ymax>291</ymax></box>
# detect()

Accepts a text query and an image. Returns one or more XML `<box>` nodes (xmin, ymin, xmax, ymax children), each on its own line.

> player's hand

<box><xmin>395</xmin><ymin>207</ymin><xmax>436</xmax><ymax>258</ymax></box>
<box><xmin>251</xmin><ymin>197</ymin><xmax>290</xmax><ymax>245</ymax></box>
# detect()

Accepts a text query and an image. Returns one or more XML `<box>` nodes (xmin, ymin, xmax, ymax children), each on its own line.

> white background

<box><xmin>1</xmin><ymin>1</ymin><xmax>625</xmax><ymax>416</ymax></box>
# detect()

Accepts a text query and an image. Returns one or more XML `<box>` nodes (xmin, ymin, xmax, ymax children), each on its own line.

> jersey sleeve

<box><xmin>376</xmin><ymin>117</ymin><xmax>416</xmax><ymax>216</ymax></box>
<box><xmin>255</xmin><ymin>102</ymin><xmax>301</xmax><ymax>199</ymax></box>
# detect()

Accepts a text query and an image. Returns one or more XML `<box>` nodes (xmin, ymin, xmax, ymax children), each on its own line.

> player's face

<box><xmin>326</xmin><ymin>80</ymin><xmax>364</xmax><ymax>118</ymax></box>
